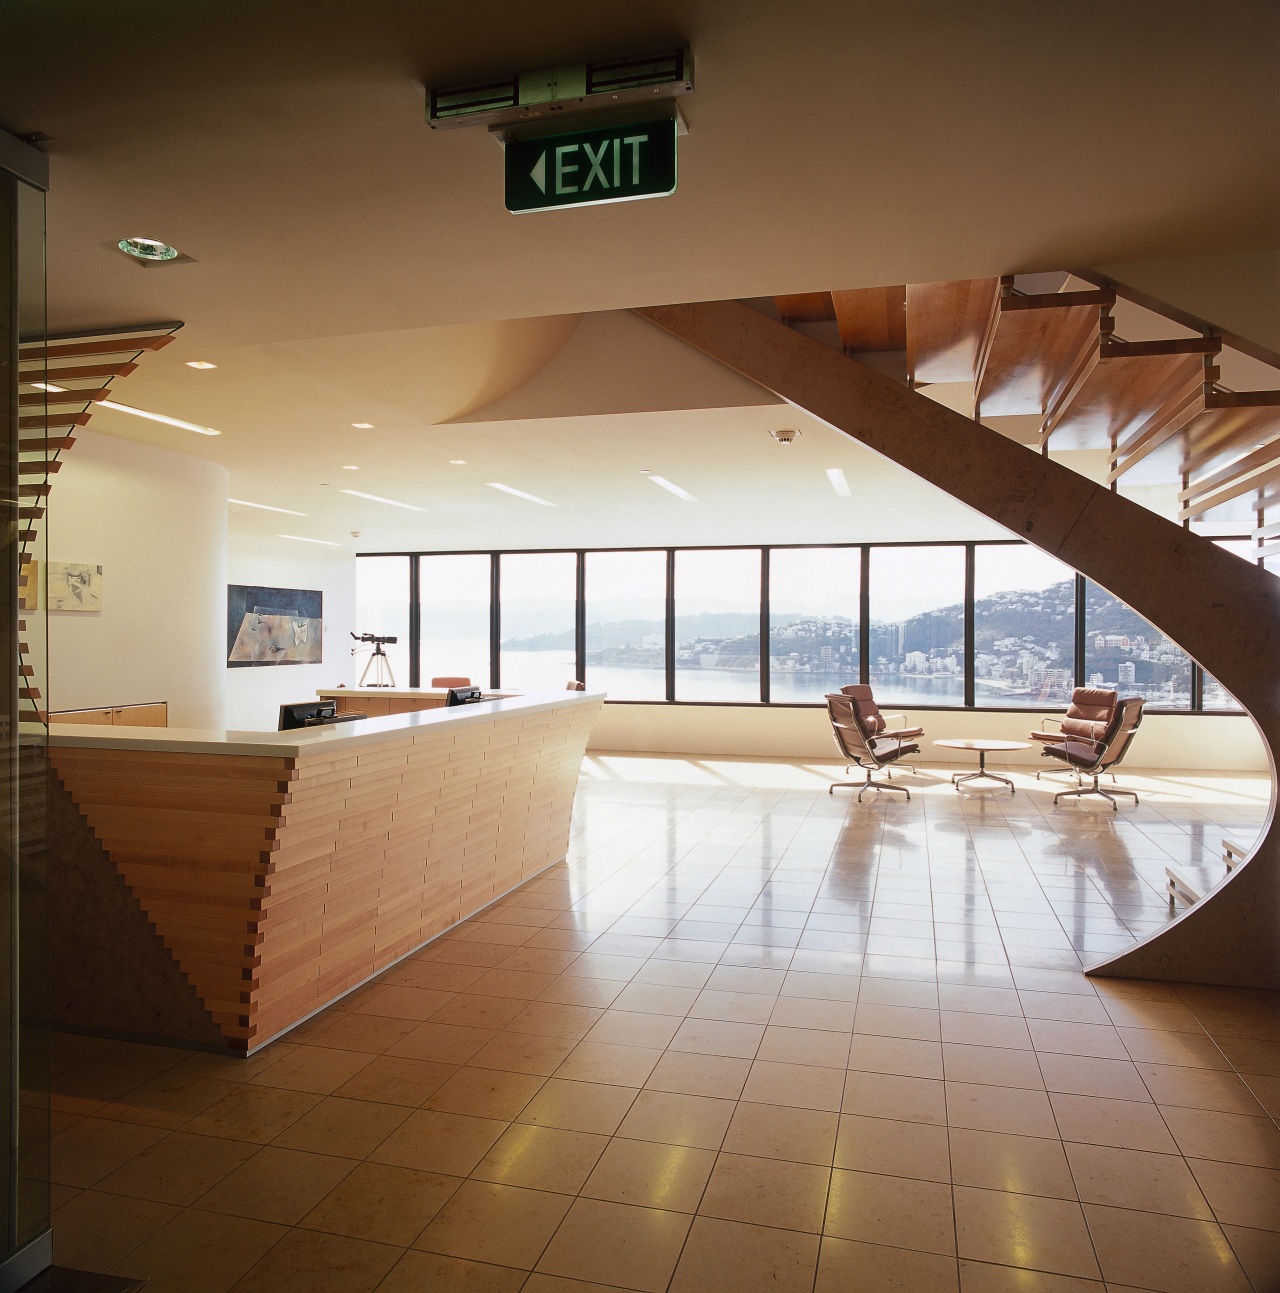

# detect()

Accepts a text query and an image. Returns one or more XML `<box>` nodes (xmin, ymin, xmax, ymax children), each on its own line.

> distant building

<box><xmin>1117</xmin><ymin>661</ymin><xmax>1136</xmax><ymax>684</ymax></box>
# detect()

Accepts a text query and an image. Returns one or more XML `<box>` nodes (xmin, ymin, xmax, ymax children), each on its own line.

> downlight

<box><xmin>117</xmin><ymin>237</ymin><xmax>180</xmax><ymax>262</ymax></box>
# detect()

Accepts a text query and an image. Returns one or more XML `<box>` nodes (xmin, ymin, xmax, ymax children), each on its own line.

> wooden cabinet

<box><xmin>53</xmin><ymin>701</ymin><xmax>168</xmax><ymax>728</ymax></box>
<box><xmin>330</xmin><ymin>694</ymin><xmax>445</xmax><ymax>718</ymax></box>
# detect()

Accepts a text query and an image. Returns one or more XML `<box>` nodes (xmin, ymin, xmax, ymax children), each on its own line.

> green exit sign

<box><xmin>505</xmin><ymin>118</ymin><xmax>676</xmax><ymax>214</ymax></box>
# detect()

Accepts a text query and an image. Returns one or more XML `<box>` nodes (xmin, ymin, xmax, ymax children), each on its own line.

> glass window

<box><xmin>973</xmin><ymin>546</ymin><xmax>1075</xmax><ymax>708</ymax></box>
<box><xmin>868</xmin><ymin>546</ymin><xmax>965</xmax><ymax>707</ymax></box>
<box><xmin>674</xmin><ymin>549</ymin><xmax>761</xmax><ymax>701</ymax></box>
<box><xmin>584</xmin><ymin>551</ymin><xmax>667</xmax><ymax>700</ymax></box>
<box><xmin>354</xmin><ymin>556</ymin><xmax>412</xmax><ymax>687</ymax></box>
<box><xmin>1084</xmin><ymin>580</ymin><xmax>1191</xmax><ymax>709</ymax></box>
<box><xmin>1202</xmin><ymin>541</ymin><xmax>1254</xmax><ymax>711</ymax></box>
<box><xmin>499</xmin><ymin>552</ymin><xmax>577</xmax><ymax>691</ymax></box>
<box><xmin>768</xmin><ymin>547</ymin><xmax>859</xmax><ymax>702</ymax></box>
<box><xmin>420</xmin><ymin>554</ymin><xmax>491</xmax><ymax>689</ymax></box>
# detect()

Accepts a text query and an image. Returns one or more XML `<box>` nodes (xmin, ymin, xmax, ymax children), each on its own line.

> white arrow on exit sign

<box><xmin>530</xmin><ymin>151</ymin><xmax>546</xmax><ymax>194</ymax></box>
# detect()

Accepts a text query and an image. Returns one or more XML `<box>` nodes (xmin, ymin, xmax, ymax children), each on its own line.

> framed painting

<box><xmin>48</xmin><ymin>561</ymin><xmax>102</xmax><ymax>612</ymax></box>
<box><xmin>227</xmin><ymin>584</ymin><xmax>323</xmax><ymax>667</ymax></box>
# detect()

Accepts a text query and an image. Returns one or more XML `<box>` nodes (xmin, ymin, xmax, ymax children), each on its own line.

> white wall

<box><xmin>224</xmin><ymin>533</ymin><xmax>357</xmax><ymax>730</ymax></box>
<box><xmin>588</xmin><ymin>703</ymin><xmax>1269</xmax><ymax>772</ymax></box>
<box><xmin>48</xmin><ymin>430</ymin><xmax>227</xmax><ymax>727</ymax></box>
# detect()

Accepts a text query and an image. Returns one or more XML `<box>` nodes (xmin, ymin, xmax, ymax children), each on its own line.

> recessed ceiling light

<box><xmin>351</xmin><ymin>422</ymin><xmax>375</xmax><ymax>429</ymax></box>
<box><xmin>228</xmin><ymin>498</ymin><xmax>307</xmax><ymax>516</ymax></box>
<box><xmin>647</xmin><ymin>474</ymin><xmax>697</xmax><ymax>502</ymax></box>
<box><xmin>98</xmin><ymin>398</ymin><xmax>219</xmax><ymax>436</ymax></box>
<box><xmin>185</xmin><ymin>360</ymin><xmax>217</xmax><ymax>370</ymax></box>
<box><xmin>278</xmin><ymin>534</ymin><xmax>343</xmax><ymax>546</ymax></box>
<box><xmin>449</xmin><ymin>459</ymin><xmax>468</xmax><ymax>465</ymax></box>
<box><xmin>340</xmin><ymin>488</ymin><xmax>424</xmax><ymax>511</ymax></box>
<box><xmin>117</xmin><ymin>236</ymin><xmax>180</xmax><ymax>261</ymax></box>
<box><xmin>30</xmin><ymin>382</ymin><xmax>67</xmax><ymax>392</ymax></box>
<box><xmin>341</xmin><ymin>465</ymin><xmax>359</xmax><ymax>470</ymax></box>
<box><xmin>488</xmin><ymin>482</ymin><xmax>554</xmax><ymax>506</ymax></box>
<box><xmin>826</xmin><ymin>467</ymin><xmax>852</xmax><ymax>497</ymax></box>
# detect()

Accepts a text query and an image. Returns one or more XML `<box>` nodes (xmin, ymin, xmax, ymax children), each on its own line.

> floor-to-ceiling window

<box><xmin>768</xmin><ymin>546</ymin><xmax>859</xmax><ymax>703</ymax></box>
<box><xmin>673</xmin><ymin>549</ymin><xmax>760</xmax><ymax>702</ymax></box>
<box><xmin>419</xmin><ymin>554</ymin><xmax>491</xmax><ymax>688</ymax></box>
<box><xmin>499</xmin><ymin>551</ymin><xmax>577</xmax><ymax>691</ymax></box>
<box><xmin>583</xmin><ymin>550</ymin><xmax>667</xmax><ymax>700</ymax></box>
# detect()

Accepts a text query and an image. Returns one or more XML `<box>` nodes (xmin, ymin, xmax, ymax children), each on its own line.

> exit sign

<box><xmin>505</xmin><ymin>118</ymin><xmax>676</xmax><ymax>214</ymax></box>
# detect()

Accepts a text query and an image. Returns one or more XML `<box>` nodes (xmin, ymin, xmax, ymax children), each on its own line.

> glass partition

<box><xmin>499</xmin><ymin>552</ymin><xmax>577</xmax><ymax>690</ymax></box>
<box><xmin>584</xmin><ymin>550</ymin><xmax>667</xmax><ymax>699</ymax></box>
<box><xmin>420</xmin><ymin>554</ymin><xmax>491</xmax><ymax>688</ymax></box>
<box><xmin>868</xmin><ymin>546</ymin><xmax>965</xmax><ymax>706</ymax></box>
<box><xmin>675</xmin><ymin>549</ymin><xmax>760</xmax><ymax>701</ymax></box>
<box><xmin>353</xmin><ymin>555</ymin><xmax>411</xmax><ymax>687</ymax></box>
<box><xmin>1202</xmin><ymin>541</ymin><xmax>1255</xmax><ymax>711</ymax></box>
<box><xmin>1084</xmin><ymin>580</ymin><xmax>1192</xmax><ymax>709</ymax></box>
<box><xmin>973</xmin><ymin>545</ymin><xmax>1075</xmax><ymax>707</ymax></box>
<box><xmin>769</xmin><ymin>546</ymin><xmax>859</xmax><ymax>702</ymax></box>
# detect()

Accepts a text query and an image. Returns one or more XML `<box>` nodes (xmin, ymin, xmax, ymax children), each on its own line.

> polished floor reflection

<box><xmin>49</xmin><ymin>755</ymin><xmax>1280</xmax><ymax>1292</ymax></box>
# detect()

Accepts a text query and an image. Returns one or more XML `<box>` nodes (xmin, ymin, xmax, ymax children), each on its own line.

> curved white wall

<box><xmin>48</xmin><ymin>429</ymin><xmax>227</xmax><ymax>727</ymax></box>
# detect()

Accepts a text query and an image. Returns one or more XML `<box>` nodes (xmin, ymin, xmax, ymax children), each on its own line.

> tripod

<box><xmin>356</xmin><ymin>641</ymin><xmax>396</xmax><ymax>688</ymax></box>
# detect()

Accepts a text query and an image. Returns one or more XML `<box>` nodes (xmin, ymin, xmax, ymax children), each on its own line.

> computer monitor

<box><xmin>278</xmin><ymin>700</ymin><xmax>361</xmax><ymax>730</ymax></box>
<box><xmin>445</xmin><ymin>686</ymin><xmax>485</xmax><ymax>707</ymax></box>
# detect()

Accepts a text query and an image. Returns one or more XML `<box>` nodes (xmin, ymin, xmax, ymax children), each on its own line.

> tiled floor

<box><xmin>49</xmin><ymin>754</ymin><xmax>1280</xmax><ymax>1292</ymax></box>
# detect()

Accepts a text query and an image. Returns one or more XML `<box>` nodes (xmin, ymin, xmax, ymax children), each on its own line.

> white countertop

<box><xmin>316</xmin><ymin>687</ymin><xmax>518</xmax><ymax>700</ymax></box>
<box><xmin>46</xmin><ymin>691</ymin><xmax>603</xmax><ymax>758</ymax></box>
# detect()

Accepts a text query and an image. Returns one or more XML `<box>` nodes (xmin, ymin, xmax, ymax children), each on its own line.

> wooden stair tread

<box><xmin>906</xmin><ymin>278</ymin><xmax>999</xmax><ymax>385</ymax></box>
<box><xmin>775</xmin><ymin>292</ymin><xmax>835</xmax><ymax>323</ymax></box>
<box><xmin>19</xmin><ymin>334</ymin><xmax>175</xmax><ymax>361</ymax></box>
<box><xmin>830</xmin><ymin>286</ymin><xmax>906</xmax><ymax>353</ymax></box>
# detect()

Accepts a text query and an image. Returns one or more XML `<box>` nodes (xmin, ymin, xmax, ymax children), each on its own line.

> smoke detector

<box><xmin>770</xmin><ymin>428</ymin><xmax>801</xmax><ymax>446</ymax></box>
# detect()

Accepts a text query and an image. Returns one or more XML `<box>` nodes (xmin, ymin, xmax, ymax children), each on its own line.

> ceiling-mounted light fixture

<box><xmin>185</xmin><ymin>361</ymin><xmax>217</xmax><ymax>370</ymax></box>
<box><xmin>228</xmin><ymin>498</ymin><xmax>307</xmax><ymax>516</ymax></box>
<box><xmin>340</xmin><ymin>489</ymin><xmax>424</xmax><ymax>511</ymax></box>
<box><xmin>770</xmin><ymin>428</ymin><xmax>801</xmax><ymax>446</ymax></box>
<box><xmin>98</xmin><ymin>398</ymin><xmax>220</xmax><ymax>436</ymax></box>
<box><xmin>117</xmin><ymin>236</ymin><xmax>180</xmax><ymax>261</ymax></box>
<box><xmin>351</xmin><ymin>422</ymin><xmax>375</xmax><ymax>429</ymax></box>
<box><xmin>488</xmin><ymin>482</ymin><xmax>554</xmax><ymax>506</ymax></box>
<box><xmin>279</xmin><ymin>534</ymin><xmax>343</xmax><ymax>547</ymax></box>
<box><xmin>647</xmin><ymin>474</ymin><xmax>697</xmax><ymax>501</ymax></box>
<box><xmin>825</xmin><ymin>468</ymin><xmax>851</xmax><ymax>497</ymax></box>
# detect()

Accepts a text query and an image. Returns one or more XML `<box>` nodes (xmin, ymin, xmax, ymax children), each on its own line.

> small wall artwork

<box><xmin>227</xmin><ymin>584</ymin><xmax>323</xmax><ymax>667</ymax></box>
<box><xmin>18</xmin><ymin>559</ymin><xmax>38</xmax><ymax>612</ymax></box>
<box><xmin>48</xmin><ymin>561</ymin><xmax>103</xmax><ymax>612</ymax></box>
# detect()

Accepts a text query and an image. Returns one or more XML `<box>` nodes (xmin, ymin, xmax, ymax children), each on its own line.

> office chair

<box><xmin>565</xmin><ymin>680</ymin><xmax>586</xmax><ymax>690</ymax></box>
<box><xmin>1030</xmin><ymin>687</ymin><xmax>1117</xmax><ymax>781</ymax></box>
<box><xmin>840</xmin><ymin>684</ymin><xmax>924</xmax><ymax>775</ymax></box>
<box><xmin>431</xmin><ymin>676</ymin><xmax>472</xmax><ymax>688</ymax></box>
<box><xmin>826</xmin><ymin>690</ymin><xmax>923</xmax><ymax>801</ymax></box>
<box><xmin>1043</xmin><ymin>697</ymin><xmax>1145</xmax><ymax>809</ymax></box>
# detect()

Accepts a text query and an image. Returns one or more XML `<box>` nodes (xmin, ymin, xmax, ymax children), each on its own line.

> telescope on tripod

<box><xmin>350</xmin><ymin>631</ymin><xmax>398</xmax><ymax>688</ymax></box>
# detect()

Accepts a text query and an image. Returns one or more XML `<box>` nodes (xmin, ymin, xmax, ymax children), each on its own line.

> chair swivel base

<box><xmin>830</xmin><ymin>766</ymin><xmax>910</xmax><ymax>801</ymax></box>
<box><xmin>1054</xmin><ymin>773</ymin><xmax>1139</xmax><ymax>811</ymax></box>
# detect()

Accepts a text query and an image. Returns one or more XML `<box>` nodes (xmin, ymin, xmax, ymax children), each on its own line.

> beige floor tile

<box><xmin>668</xmin><ymin>1017</ymin><xmax>764</xmax><ymax>1059</ymax></box>
<box><xmin>109</xmin><ymin>1208</ymin><xmax>287</xmax><ymax>1293</ymax></box>
<box><xmin>1117</xmin><ymin>1027</ymin><xmax>1231</xmax><ymax>1070</ymax></box>
<box><xmin>183</xmin><ymin>1083</ymin><xmax>322</xmax><ymax>1144</ymax></box>
<box><xmin>616</xmin><ymin>1090</ymin><xmax>735</xmax><ymax>1149</ymax></box>
<box><xmin>836</xmin><ymin>1113</ymin><xmax>949</xmax><ymax>1182</ymax></box>
<box><xmin>1036</xmin><ymin>1053</ymin><xmax>1150</xmax><ymax>1101</ymax></box>
<box><xmin>819</xmin><ymin>1236</ymin><xmax>959</xmax><ymax>1293</ymax></box>
<box><xmin>247</xmin><ymin>1044</ymin><xmax>373</xmax><ymax>1095</ymax></box>
<box><xmin>943</xmin><ymin>1043</ymin><xmax>1046</xmax><ymax>1090</ymax></box>
<box><xmin>473</xmin><ymin>1122</ymin><xmax>608</xmax><ymax>1193</ymax></box>
<box><xmin>50</xmin><ymin>1117</ymin><xmax>168</xmax><ymax>1188</ymax></box>
<box><xmin>1083</xmin><ymin>1203</ymin><xmax>1251</xmax><ymax>1292</ymax></box>
<box><xmin>272</xmin><ymin>1094</ymin><xmax>409</xmax><ymax>1158</ymax></box>
<box><xmin>955</xmin><ymin>1186</ymin><xmax>1098</xmax><ymax>1279</ymax></box>
<box><xmin>1065</xmin><ymin>1141</ymin><xmax>1212</xmax><ymax>1218</ymax></box>
<box><xmin>950</xmin><ymin>1127</ymin><xmax>1076</xmax><ymax>1199</ymax></box>
<box><xmin>757</xmin><ymin>1025</ymin><xmax>851</xmax><ymax>1068</ymax></box>
<box><xmin>389</xmin><ymin>1022</ymin><xmax>500</xmax><ymax>1066</ymax></box>
<box><xmin>705</xmin><ymin>966</ymin><xmax>786</xmax><ymax>996</ymax></box>
<box><xmin>1216</xmin><ymin>1035</ymin><xmax>1280</xmax><ymax>1078</ymax></box>
<box><xmin>517</xmin><ymin>1078</ymin><xmax>638</xmax><ymax>1135</ymax></box>
<box><xmin>226</xmin><ymin>1226</ymin><xmax>400</xmax><ymax>1292</ymax></box>
<box><xmin>309</xmin><ymin>1011</ymin><xmax>422</xmax><ymax>1055</ymax></box>
<box><xmin>1138</xmin><ymin>1062</ymin><xmax>1268</xmax><ymax>1115</ymax></box>
<box><xmin>468</xmin><ymin>1030</ymin><xmax>580</xmax><ymax>1077</ymax></box>
<box><xmin>842</xmin><ymin>1070</ymin><xmax>948</xmax><ymax>1124</ymax></box>
<box><xmin>1223</xmin><ymin>1223</ymin><xmax>1280</xmax><ymax>1293</ymax></box>
<box><xmin>422</xmin><ymin>1066</ymin><xmax>545</xmax><ymax>1120</ymax></box>
<box><xmin>855</xmin><ymin>1003</ymin><xmax>943</xmax><ymax>1042</ymax></box>
<box><xmin>610</xmin><ymin>982</ymin><xmax>701</xmax><ymax>1015</ymax></box>
<box><xmin>699</xmin><ymin>1151</ymin><xmax>830</xmax><ymax>1232</ymax></box>
<box><xmin>393</xmin><ymin>961</ymin><xmax>488</xmax><ymax>993</ymax></box>
<box><xmin>740</xmin><ymin>1059</ymin><xmax>844</xmax><ymax>1111</ymax></box>
<box><xmin>414</xmin><ymin>1178</ymin><xmax>572</xmax><ymax>1267</ymax></box>
<box><xmin>371</xmin><ymin>1109</ymin><xmax>507</xmax><ymax>1176</ymax></box>
<box><xmin>508</xmin><ymin>1001</ymin><xmax>605</xmax><ymax>1040</ymax></box>
<box><xmin>848</xmin><ymin>1034</ymin><xmax>944</xmax><ymax>1079</ymax></box>
<box><xmin>1163</xmin><ymin>1104</ymin><xmax>1280</xmax><ymax>1167</ymax></box>
<box><xmin>1048</xmin><ymin>1092</ymin><xmax>1178</xmax><ymax>1153</ymax></box>
<box><xmin>724</xmin><ymin>1102</ymin><xmax>838</xmax><ymax>1166</ymax></box>
<box><xmin>582</xmin><ymin>1136</ymin><xmax>715</xmax><ymax>1211</ymax></box>
<box><xmin>52</xmin><ymin>1188</ymin><xmax>180</xmax><ymax>1271</ymax></box>
<box><xmin>825</xmin><ymin>1168</ymin><xmax>955</xmax><ymax>1255</ymax></box>
<box><xmin>1188</xmin><ymin>1156</ymin><xmax>1280</xmax><ymax>1231</ymax></box>
<box><xmin>671</xmin><ymin>1216</ymin><xmax>820</xmax><ymax>1293</ymax></box>
<box><xmin>555</xmin><ymin>1041</ymin><xmax>662</xmax><ymax>1086</ymax></box>
<box><xmin>535</xmin><ymin>1196</ymin><xmax>691</xmax><ymax>1292</ymax></box>
<box><xmin>1026</xmin><ymin>1019</ymin><xmax>1128</xmax><ymax>1061</ymax></box>
<box><xmin>538</xmin><ymin>976</ymin><xmax>625</xmax><ymax>1009</ymax></box>
<box><xmin>1102</xmin><ymin>997</ymin><xmax>1206</xmax><ymax>1033</ymax></box>
<box><xmin>196</xmin><ymin>1144</ymin><xmax>354</xmax><ymax>1224</ymax></box>
<box><xmin>645</xmin><ymin>1050</ymin><xmax>752</xmax><ymax>1099</ymax></box>
<box><xmin>96</xmin><ymin>1070</ymin><xmax>239</xmax><ymax>1129</ymax></box>
<box><xmin>586</xmin><ymin>1010</ymin><xmax>683</xmax><ymax>1050</ymax></box>
<box><xmin>97</xmin><ymin>1130</ymin><xmax>258</xmax><ymax>1205</ymax></box>
<box><xmin>333</xmin><ymin>1054</ymin><xmax>457</xmax><ymax>1106</ymax></box>
<box><xmin>957</xmin><ymin>1260</ymin><xmax>1104</xmax><ymax>1291</ymax></box>
<box><xmin>782</xmin><ymin>970</ymin><xmax>861</xmax><ymax>1003</ymax></box>
<box><xmin>942</xmin><ymin>1011</ymin><xmax>1034</xmax><ymax>1050</ymax></box>
<box><xmin>769</xmin><ymin>996</ymin><xmax>857</xmax><ymax>1031</ymax></box>
<box><xmin>946</xmin><ymin>1083</ymin><xmax>1058</xmax><ymax>1138</ymax></box>
<box><xmin>864</xmin><ymin>977</ymin><xmax>943</xmax><ymax>1010</ymax></box>
<box><xmin>378</xmin><ymin>1249</ymin><xmax>527</xmax><ymax>1292</ymax></box>
<box><xmin>429</xmin><ymin>992</ymin><xmax>530</xmax><ymax>1030</ymax></box>
<box><xmin>300</xmin><ymin>1160</ymin><xmax>461</xmax><ymax>1244</ymax></box>
<box><xmin>690</xmin><ymin>989</ymin><xmax>776</xmax><ymax>1025</ymax></box>
<box><xmin>358</xmin><ymin>984</ymin><xmax>456</xmax><ymax>1020</ymax></box>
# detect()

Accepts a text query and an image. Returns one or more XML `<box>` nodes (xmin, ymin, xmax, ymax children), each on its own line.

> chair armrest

<box><xmin>884</xmin><ymin>712</ymin><xmax>908</xmax><ymax>727</ymax></box>
<box><xmin>1040</xmin><ymin>717</ymin><xmax>1064</xmax><ymax>730</ymax></box>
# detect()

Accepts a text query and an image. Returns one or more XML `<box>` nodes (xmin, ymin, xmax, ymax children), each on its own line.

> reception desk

<box><xmin>316</xmin><ymin>686</ymin><xmax>515</xmax><ymax>717</ymax></box>
<box><xmin>48</xmin><ymin>690</ymin><xmax>603</xmax><ymax>1054</ymax></box>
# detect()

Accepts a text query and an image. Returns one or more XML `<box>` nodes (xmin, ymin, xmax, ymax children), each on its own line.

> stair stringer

<box><xmin>634</xmin><ymin>298</ymin><xmax>1280</xmax><ymax>991</ymax></box>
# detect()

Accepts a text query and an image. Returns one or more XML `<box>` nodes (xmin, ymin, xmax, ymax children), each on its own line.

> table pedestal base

<box><xmin>951</xmin><ymin>750</ymin><xmax>1015</xmax><ymax>793</ymax></box>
